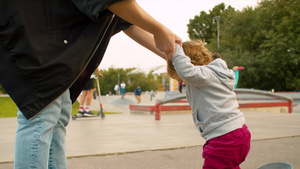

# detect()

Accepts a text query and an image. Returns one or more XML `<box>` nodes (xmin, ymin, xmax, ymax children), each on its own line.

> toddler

<box><xmin>167</xmin><ymin>41</ymin><xmax>251</xmax><ymax>169</ymax></box>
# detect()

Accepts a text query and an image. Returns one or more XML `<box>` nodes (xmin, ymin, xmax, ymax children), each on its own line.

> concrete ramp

<box><xmin>293</xmin><ymin>104</ymin><xmax>300</xmax><ymax>113</ymax></box>
<box><xmin>110</xmin><ymin>98</ymin><xmax>135</xmax><ymax>106</ymax></box>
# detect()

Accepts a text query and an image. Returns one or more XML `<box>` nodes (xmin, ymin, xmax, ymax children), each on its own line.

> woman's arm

<box><xmin>123</xmin><ymin>25</ymin><xmax>167</xmax><ymax>60</ymax></box>
<box><xmin>108</xmin><ymin>0</ymin><xmax>181</xmax><ymax>59</ymax></box>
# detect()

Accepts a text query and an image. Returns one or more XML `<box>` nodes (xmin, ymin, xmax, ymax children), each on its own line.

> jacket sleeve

<box><xmin>172</xmin><ymin>44</ymin><xmax>211</xmax><ymax>89</ymax></box>
<box><xmin>113</xmin><ymin>16</ymin><xmax>133</xmax><ymax>35</ymax></box>
<box><xmin>71</xmin><ymin>0</ymin><xmax>123</xmax><ymax>22</ymax></box>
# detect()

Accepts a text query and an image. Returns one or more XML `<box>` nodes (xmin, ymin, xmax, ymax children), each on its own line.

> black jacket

<box><xmin>0</xmin><ymin>0</ymin><xmax>131</xmax><ymax>120</ymax></box>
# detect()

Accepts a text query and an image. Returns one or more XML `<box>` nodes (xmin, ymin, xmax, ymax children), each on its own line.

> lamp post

<box><xmin>118</xmin><ymin>68</ymin><xmax>120</xmax><ymax>95</ymax></box>
<box><xmin>192</xmin><ymin>28</ymin><xmax>199</xmax><ymax>36</ymax></box>
<box><xmin>213</xmin><ymin>16</ymin><xmax>220</xmax><ymax>52</ymax></box>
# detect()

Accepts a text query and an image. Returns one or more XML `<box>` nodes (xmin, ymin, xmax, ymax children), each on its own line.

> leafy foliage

<box><xmin>98</xmin><ymin>67</ymin><xmax>159</xmax><ymax>95</ymax></box>
<box><xmin>98</xmin><ymin>67</ymin><xmax>133</xmax><ymax>95</ymax></box>
<box><xmin>187</xmin><ymin>0</ymin><xmax>300</xmax><ymax>91</ymax></box>
<box><xmin>187</xmin><ymin>3</ymin><xmax>235</xmax><ymax>44</ymax></box>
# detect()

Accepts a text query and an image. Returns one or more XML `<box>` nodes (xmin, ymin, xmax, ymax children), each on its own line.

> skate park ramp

<box><xmin>110</xmin><ymin>97</ymin><xmax>135</xmax><ymax>106</ymax></box>
<box><xmin>129</xmin><ymin>89</ymin><xmax>300</xmax><ymax>115</ymax></box>
<box><xmin>294</xmin><ymin>104</ymin><xmax>300</xmax><ymax>113</ymax></box>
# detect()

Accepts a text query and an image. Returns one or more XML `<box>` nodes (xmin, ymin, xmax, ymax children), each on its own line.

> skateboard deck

<box><xmin>258</xmin><ymin>162</ymin><xmax>292</xmax><ymax>169</ymax></box>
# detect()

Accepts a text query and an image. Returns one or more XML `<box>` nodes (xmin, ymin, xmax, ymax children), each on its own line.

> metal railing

<box><xmin>155</xmin><ymin>93</ymin><xmax>186</xmax><ymax>120</ymax></box>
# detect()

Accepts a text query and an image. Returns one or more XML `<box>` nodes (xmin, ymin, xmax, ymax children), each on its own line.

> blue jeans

<box><xmin>14</xmin><ymin>90</ymin><xmax>72</xmax><ymax>169</ymax></box>
<box><xmin>121</xmin><ymin>88</ymin><xmax>125</xmax><ymax>96</ymax></box>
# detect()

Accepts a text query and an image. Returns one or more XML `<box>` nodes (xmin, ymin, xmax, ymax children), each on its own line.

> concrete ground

<box><xmin>0</xmin><ymin>92</ymin><xmax>299</xmax><ymax>169</ymax></box>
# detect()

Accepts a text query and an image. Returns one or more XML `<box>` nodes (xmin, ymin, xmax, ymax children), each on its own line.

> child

<box><xmin>135</xmin><ymin>85</ymin><xmax>142</xmax><ymax>104</ymax></box>
<box><xmin>150</xmin><ymin>89</ymin><xmax>156</xmax><ymax>101</ymax></box>
<box><xmin>167</xmin><ymin>41</ymin><xmax>251</xmax><ymax>169</ymax></box>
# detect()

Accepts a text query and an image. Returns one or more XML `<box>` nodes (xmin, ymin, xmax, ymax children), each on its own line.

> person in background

<box><xmin>135</xmin><ymin>85</ymin><xmax>142</xmax><ymax>104</ymax></box>
<box><xmin>232</xmin><ymin>66</ymin><xmax>239</xmax><ymax>89</ymax></box>
<box><xmin>232</xmin><ymin>66</ymin><xmax>244</xmax><ymax>89</ymax></box>
<box><xmin>164</xmin><ymin>83</ymin><xmax>169</xmax><ymax>97</ymax></box>
<box><xmin>78</xmin><ymin>69</ymin><xmax>102</xmax><ymax>117</ymax></box>
<box><xmin>164</xmin><ymin>83</ymin><xmax>169</xmax><ymax>92</ymax></box>
<box><xmin>178</xmin><ymin>81</ymin><xmax>183</xmax><ymax>93</ymax></box>
<box><xmin>114</xmin><ymin>84</ymin><xmax>120</xmax><ymax>95</ymax></box>
<box><xmin>0</xmin><ymin>1</ymin><xmax>182</xmax><ymax>168</ymax></box>
<box><xmin>167</xmin><ymin>41</ymin><xmax>251</xmax><ymax>169</ymax></box>
<box><xmin>150</xmin><ymin>89</ymin><xmax>155</xmax><ymax>101</ymax></box>
<box><xmin>120</xmin><ymin>81</ymin><xmax>126</xmax><ymax>98</ymax></box>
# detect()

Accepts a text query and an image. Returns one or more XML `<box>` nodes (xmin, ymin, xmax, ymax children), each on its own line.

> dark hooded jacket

<box><xmin>0</xmin><ymin>0</ymin><xmax>132</xmax><ymax>120</ymax></box>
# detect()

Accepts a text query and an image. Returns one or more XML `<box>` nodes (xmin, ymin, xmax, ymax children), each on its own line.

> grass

<box><xmin>0</xmin><ymin>97</ymin><xmax>121</xmax><ymax>118</ymax></box>
<box><xmin>0</xmin><ymin>97</ymin><xmax>18</xmax><ymax>118</ymax></box>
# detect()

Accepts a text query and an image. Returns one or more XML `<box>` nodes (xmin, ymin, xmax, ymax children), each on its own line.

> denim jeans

<box><xmin>14</xmin><ymin>90</ymin><xmax>72</xmax><ymax>169</ymax></box>
<box><xmin>121</xmin><ymin>88</ymin><xmax>125</xmax><ymax>96</ymax></box>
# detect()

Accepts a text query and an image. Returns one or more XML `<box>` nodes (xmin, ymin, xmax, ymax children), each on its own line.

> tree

<box><xmin>242</xmin><ymin>0</ymin><xmax>300</xmax><ymax>90</ymax></box>
<box><xmin>187</xmin><ymin>3</ymin><xmax>235</xmax><ymax>45</ymax></box>
<box><xmin>98</xmin><ymin>67</ymin><xmax>159</xmax><ymax>95</ymax></box>
<box><xmin>126</xmin><ymin>71</ymin><xmax>158</xmax><ymax>93</ymax></box>
<box><xmin>187</xmin><ymin>0</ymin><xmax>300</xmax><ymax>91</ymax></box>
<box><xmin>98</xmin><ymin>67</ymin><xmax>134</xmax><ymax>95</ymax></box>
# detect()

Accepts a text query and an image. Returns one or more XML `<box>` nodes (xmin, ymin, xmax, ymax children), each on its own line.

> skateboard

<box><xmin>258</xmin><ymin>162</ymin><xmax>292</xmax><ymax>169</ymax></box>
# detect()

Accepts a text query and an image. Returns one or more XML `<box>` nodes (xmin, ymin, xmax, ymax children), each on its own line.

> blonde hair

<box><xmin>167</xmin><ymin>40</ymin><xmax>212</xmax><ymax>82</ymax></box>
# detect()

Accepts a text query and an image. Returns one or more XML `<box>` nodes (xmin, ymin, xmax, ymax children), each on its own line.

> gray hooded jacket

<box><xmin>172</xmin><ymin>44</ymin><xmax>245</xmax><ymax>140</ymax></box>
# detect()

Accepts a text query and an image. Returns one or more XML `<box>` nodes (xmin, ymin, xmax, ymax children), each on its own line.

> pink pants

<box><xmin>202</xmin><ymin>125</ymin><xmax>251</xmax><ymax>169</ymax></box>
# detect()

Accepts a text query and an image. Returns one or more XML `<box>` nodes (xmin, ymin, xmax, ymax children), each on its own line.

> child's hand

<box><xmin>233</xmin><ymin>66</ymin><xmax>239</xmax><ymax>71</ymax></box>
<box><xmin>153</xmin><ymin>26</ymin><xmax>182</xmax><ymax>60</ymax></box>
<box><xmin>233</xmin><ymin>66</ymin><xmax>244</xmax><ymax>71</ymax></box>
<box><xmin>168</xmin><ymin>43</ymin><xmax>185</xmax><ymax>61</ymax></box>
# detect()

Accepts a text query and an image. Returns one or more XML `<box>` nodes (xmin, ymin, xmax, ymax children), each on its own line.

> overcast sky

<box><xmin>99</xmin><ymin>0</ymin><xmax>260</xmax><ymax>71</ymax></box>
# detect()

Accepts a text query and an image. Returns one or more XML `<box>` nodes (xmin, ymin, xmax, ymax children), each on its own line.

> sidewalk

<box><xmin>0</xmin><ymin>92</ymin><xmax>299</xmax><ymax>168</ymax></box>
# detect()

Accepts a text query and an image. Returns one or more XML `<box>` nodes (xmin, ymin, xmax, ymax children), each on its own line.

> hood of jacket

<box><xmin>206</xmin><ymin>59</ymin><xmax>236</xmax><ymax>91</ymax></box>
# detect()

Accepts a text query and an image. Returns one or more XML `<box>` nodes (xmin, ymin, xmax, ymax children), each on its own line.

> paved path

<box><xmin>0</xmin><ymin>92</ymin><xmax>299</xmax><ymax>168</ymax></box>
